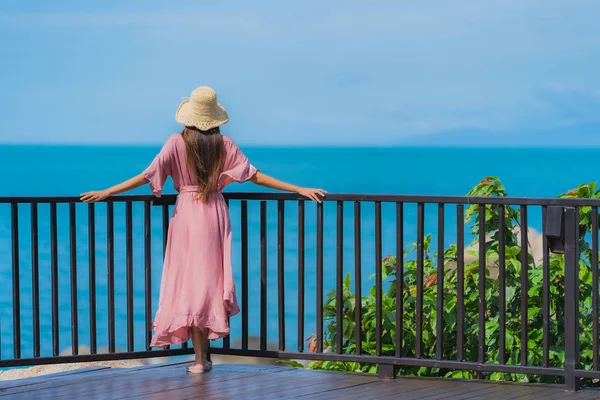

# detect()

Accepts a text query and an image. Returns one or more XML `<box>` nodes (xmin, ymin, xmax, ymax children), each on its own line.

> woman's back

<box><xmin>144</xmin><ymin>134</ymin><xmax>257</xmax><ymax>198</ymax></box>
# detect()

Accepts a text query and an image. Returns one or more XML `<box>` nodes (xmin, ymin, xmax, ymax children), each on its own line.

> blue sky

<box><xmin>0</xmin><ymin>0</ymin><xmax>599</xmax><ymax>146</ymax></box>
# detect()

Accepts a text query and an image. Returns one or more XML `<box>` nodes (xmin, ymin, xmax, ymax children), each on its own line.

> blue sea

<box><xmin>1</xmin><ymin>144</ymin><xmax>600</xmax><ymax>362</ymax></box>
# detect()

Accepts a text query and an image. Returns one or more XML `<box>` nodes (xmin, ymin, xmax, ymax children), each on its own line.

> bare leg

<box><xmin>189</xmin><ymin>327</ymin><xmax>210</xmax><ymax>372</ymax></box>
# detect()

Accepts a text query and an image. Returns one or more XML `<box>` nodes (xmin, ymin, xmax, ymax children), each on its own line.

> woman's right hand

<box><xmin>296</xmin><ymin>187</ymin><xmax>327</xmax><ymax>203</ymax></box>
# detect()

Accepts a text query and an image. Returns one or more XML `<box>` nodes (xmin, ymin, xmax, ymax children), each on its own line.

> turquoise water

<box><xmin>1</xmin><ymin>144</ymin><xmax>600</xmax><ymax>360</ymax></box>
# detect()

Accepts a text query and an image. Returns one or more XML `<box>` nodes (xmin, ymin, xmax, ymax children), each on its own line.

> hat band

<box><xmin>187</xmin><ymin>102</ymin><xmax>221</xmax><ymax>116</ymax></box>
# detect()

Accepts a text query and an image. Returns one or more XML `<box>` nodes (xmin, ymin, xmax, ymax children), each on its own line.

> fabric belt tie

<box><xmin>178</xmin><ymin>186</ymin><xmax>199</xmax><ymax>194</ymax></box>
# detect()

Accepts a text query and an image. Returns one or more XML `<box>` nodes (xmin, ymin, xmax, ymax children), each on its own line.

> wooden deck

<box><xmin>1</xmin><ymin>361</ymin><xmax>600</xmax><ymax>399</ymax></box>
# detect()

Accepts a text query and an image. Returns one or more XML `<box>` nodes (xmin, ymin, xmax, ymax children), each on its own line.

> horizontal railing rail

<box><xmin>0</xmin><ymin>192</ymin><xmax>597</xmax><ymax>391</ymax></box>
<box><xmin>4</xmin><ymin>192</ymin><xmax>600</xmax><ymax>206</ymax></box>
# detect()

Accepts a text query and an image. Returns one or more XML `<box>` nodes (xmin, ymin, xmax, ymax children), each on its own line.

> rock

<box><xmin>0</xmin><ymin>359</ymin><xmax>146</xmax><ymax>381</ymax></box>
<box><xmin>443</xmin><ymin>227</ymin><xmax>544</xmax><ymax>279</ymax></box>
<box><xmin>0</xmin><ymin>346</ymin><xmax>150</xmax><ymax>381</ymax></box>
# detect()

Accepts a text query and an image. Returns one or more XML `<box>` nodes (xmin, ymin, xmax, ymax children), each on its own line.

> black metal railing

<box><xmin>1</xmin><ymin>193</ymin><xmax>599</xmax><ymax>391</ymax></box>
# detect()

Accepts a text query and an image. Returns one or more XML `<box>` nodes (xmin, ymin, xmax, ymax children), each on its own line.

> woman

<box><xmin>81</xmin><ymin>86</ymin><xmax>325</xmax><ymax>373</ymax></box>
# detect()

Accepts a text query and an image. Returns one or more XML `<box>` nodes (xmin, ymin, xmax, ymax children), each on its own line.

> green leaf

<box><xmin>527</xmin><ymin>307</ymin><xmax>542</xmax><ymax>320</ymax></box>
<box><xmin>277</xmin><ymin>360</ymin><xmax>305</xmax><ymax>369</ymax></box>
<box><xmin>506</xmin><ymin>286</ymin><xmax>516</xmax><ymax>302</ymax></box>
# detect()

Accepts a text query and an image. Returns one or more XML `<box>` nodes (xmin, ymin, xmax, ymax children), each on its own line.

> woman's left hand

<box><xmin>80</xmin><ymin>190</ymin><xmax>110</xmax><ymax>203</ymax></box>
<box><xmin>296</xmin><ymin>187</ymin><xmax>327</xmax><ymax>203</ymax></box>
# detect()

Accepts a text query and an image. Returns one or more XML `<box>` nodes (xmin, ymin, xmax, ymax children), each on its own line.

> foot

<box><xmin>186</xmin><ymin>360</ymin><xmax>212</xmax><ymax>369</ymax></box>
<box><xmin>186</xmin><ymin>361</ymin><xmax>212</xmax><ymax>373</ymax></box>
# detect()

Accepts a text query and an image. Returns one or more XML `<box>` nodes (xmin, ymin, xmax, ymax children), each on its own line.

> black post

<box><xmin>564</xmin><ymin>207</ymin><xmax>580</xmax><ymax>391</ymax></box>
<box><xmin>377</xmin><ymin>364</ymin><xmax>396</xmax><ymax>379</ymax></box>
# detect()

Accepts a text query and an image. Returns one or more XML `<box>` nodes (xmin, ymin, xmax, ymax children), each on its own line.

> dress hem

<box><xmin>150</xmin><ymin>313</ymin><xmax>232</xmax><ymax>347</ymax></box>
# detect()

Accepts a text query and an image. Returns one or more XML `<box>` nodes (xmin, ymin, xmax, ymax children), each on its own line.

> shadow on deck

<box><xmin>1</xmin><ymin>361</ymin><xmax>600</xmax><ymax>400</ymax></box>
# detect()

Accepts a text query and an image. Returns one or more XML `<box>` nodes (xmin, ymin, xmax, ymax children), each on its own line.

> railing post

<box><xmin>377</xmin><ymin>364</ymin><xmax>396</xmax><ymax>379</ymax></box>
<box><xmin>564</xmin><ymin>207</ymin><xmax>580</xmax><ymax>391</ymax></box>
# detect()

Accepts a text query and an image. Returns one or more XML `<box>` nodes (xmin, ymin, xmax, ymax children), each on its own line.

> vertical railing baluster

<box><xmin>126</xmin><ymin>201</ymin><xmax>134</xmax><ymax>352</ymax></box>
<box><xmin>354</xmin><ymin>202</ymin><xmax>362</xmax><ymax>355</ymax></box>
<box><xmin>107</xmin><ymin>202</ymin><xmax>115</xmax><ymax>353</ymax></box>
<box><xmin>50</xmin><ymin>202</ymin><xmax>59</xmax><ymax>356</ymax></box>
<box><xmin>416</xmin><ymin>203</ymin><xmax>424</xmax><ymax>359</ymax></box>
<box><xmin>478</xmin><ymin>204</ymin><xmax>485</xmax><ymax>363</ymax></box>
<box><xmin>260</xmin><ymin>201</ymin><xmax>267</xmax><ymax>351</ymax></box>
<box><xmin>161</xmin><ymin>204</ymin><xmax>170</xmax><ymax>350</ymax></box>
<box><xmin>277</xmin><ymin>200</ymin><xmax>285</xmax><ymax>351</ymax></box>
<box><xmin>31</xmin><ymin>203</ymin><xmax>40</xmax><ymax>358</ymax></box>
<box><xmin>541</xmin><ymin>206</ymin><xmax>550</xmax><ymax>368</ymax></box>
<box><xmin>241</xmin><ymin>201</ymin><xmax>249</xmax><ymax>350</ymax></box>
<box><xmin>69</xmin><ymin>203</ymin><xmax>78</xmax><ymax>355</ymax></box>
<box><xmin>520</xmin><ymin>205</ymin><xmax>528</xmax><ymax>366</ymax></box>
<box><xmin>498</xmin><ymin>205</ymin><xmax>506</xmax><ymax>365</ymax></box>
<box><xmin>316</xmin><ymin>202</ymin><xmax>324</xmax><ymax>353</ymax></box>
<box><xmin>11</xmin><ymin>202</ymin><xmax>20</xmax><ymax>359</ymax></box>
<box><xmin>162</xmin><ymin>204</ymin><xmax>169</xmax><ymax>252</ymax></box>
<box><xmin>144</xmin><ymin>201</ymin><xmax>152</xmax><ymax>351</ymax></box>
<box><xmin>564</xmin><ymin>207</ymin><xmax>580</xmax><ymax>391</ymax></box>
<box><xmin>222</xmin><ymin>198</ymin><xmax>230</xmax><ymax>350</ymax></box>
<box><xmin>456</xmin><ymin>204</ymin><xmax>464</xmax><ymax>361</ymax></box>
<box><xmin>88</xmin><ymin>203</ymin><xmax>97</xmax><ymax>354</ymax></box>
<box><xmin>297</xmin><ymin>200</ymin><xmax>305</xmax><ymax>352</ymax></box>
<box><xmin>593</xmin><ymin>206</ymin><xmax>598</xmax><ymax>371</ymax></box>
<box><xmin>375</xmin><ymin>202</ymin><xmax>382</xmax><ymax>356</ymax></box>
<box><xmin>336</xmin><ymin>201</ymin><xmax>344</xmax><ymax>354</ymax></box>
<box><xmin>395</xmin><ymin>202</ymin><xmax>403</xmax><ymax>358</ymax></box>
<box><xmin>436</xmin><ymin>204</ymin><xmax>444</xmax><ymax>360</ymax></box>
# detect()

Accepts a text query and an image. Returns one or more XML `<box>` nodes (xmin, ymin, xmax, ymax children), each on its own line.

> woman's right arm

<box><xmin>81</xmin><ymin>135</ymin><xmax>176</xmax><ymax>203</ymax></box>
<box><xmin>250</xmin><ymin>171</ymin><xmax>326</xmax><ymax>203</ymax></box>
<box><xmin>80</xmin><ymin>173</ymin><xmax>149</xmax><ymax>203</ymax></box>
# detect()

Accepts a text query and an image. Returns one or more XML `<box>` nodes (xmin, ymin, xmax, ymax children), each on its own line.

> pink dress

<box><xmin>145</xmin><ymin>134</ymin><xmax>257</xmax><ymax>347</ymax></box>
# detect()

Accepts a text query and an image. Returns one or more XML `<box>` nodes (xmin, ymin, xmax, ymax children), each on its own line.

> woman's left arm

<box><xmin>250</xmin><ymin>171</ymin><xmax>326</xmax><ymax>203</ymax></box>
<box><xmin>80</xmin><ymin>173</ymin><xmax>149</xmax><ymax>203</ymax></box>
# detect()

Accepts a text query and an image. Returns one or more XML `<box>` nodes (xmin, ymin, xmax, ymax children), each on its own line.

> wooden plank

<box><xmin>125</xmin><ymin>368</ymin><xmax>304</xmax><ymax>400</ymax></box>
<box><xmin>0</xmin><ymin>367</ymin><xmax>109</xmax><ymax>390</ymax></box>
<box><xmin>65</xmin><ymin>365</ymin><xmax>284</xmax><ymax>399</ymax></box>
<box><xmin>573</xmin><ymin>389</ymin><xmax>600</xmax><ymax>400</ymax></box>
<box><xmin>133</xmin><ymin>368</ymin><xmax>372</xmax><ymax>400</ymax></box>
<box><xmin>415</xmin><ymin>380</ymin><xmax>504</xmax><ymax>399</ymax></box>
<box><xmin>325</xmin><ymin>381</ymin><xmax>393</xmax><ymax>400</ymax></box>
<box><xmin>230</xmin><ymin>374</ymin><xmax>378</xmax><ymax>400</ymax></box>
<box><xmin>484</xmin><ymin>386</ymin><xmax>580</xmax><ymax>400</ymax></box>
<box><xmin>511</xmin><ymin>391</ymin><xmax>579</xmax><ymax>400</ymax></box>
<box><xmin>455</xmin><ymin>383</ymin><xmax>542</xmax><ymax>400</ymax></box>
<box><xmin>505</xmin><ymin>385</ymin><xmax>585</xmax><ymax>400</ymax></box>
<box><xmin>308</xmin><ymin>379</ymin><xmax>446</xmax><ymax>400</ymax></box>
<box><xmin>0</xmin><ymin>361</ymin><xmax>199</xmax><ymax>397</ymax></box>
<box><xmin>535</xmin><ymin>388</ymin><xmax>600</xmax><ymax>400</ymax></box>
<box><xmin>58</xmin><ymin>364</ymin><xmax>289</xmax><ymax>400</ymax></box>
<box><xmin>361</xmin><ymin>378</ymin><xmax>451</xmax><ymax>400</ymax></box>
<box><xmin>184</xmin><ymin>369</ymin><xmax>357</xmax><ymax>400</ymax></box>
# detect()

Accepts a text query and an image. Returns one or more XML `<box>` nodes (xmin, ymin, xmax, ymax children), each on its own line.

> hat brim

<box><xmin>175</xmin><ymin>100</ymin><xmax>230</xmax><ymax>131</ymax></box>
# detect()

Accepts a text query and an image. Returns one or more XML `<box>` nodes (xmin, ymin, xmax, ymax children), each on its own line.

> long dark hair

<box><xmin>181</xmin><ymin>126</ymin><xmax>225</xmax><ymax>202</ymax></box>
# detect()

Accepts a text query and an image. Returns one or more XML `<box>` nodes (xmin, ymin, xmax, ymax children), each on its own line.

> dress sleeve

<box><xmin>219</xmin><ymin>139</ymin><xmax>258</xmax><ymax>190</ymax></box>
<box><xmin>144</xmin><ymin>136</ymin><xmax>176</xmax><ymax>197</ymax></box>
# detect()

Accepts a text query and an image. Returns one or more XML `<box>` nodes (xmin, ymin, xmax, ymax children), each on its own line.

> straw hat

<box><xmin>175</xmin><ymin>86</ymin><xmax>229</xmax><ymax>131</ymax></box>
